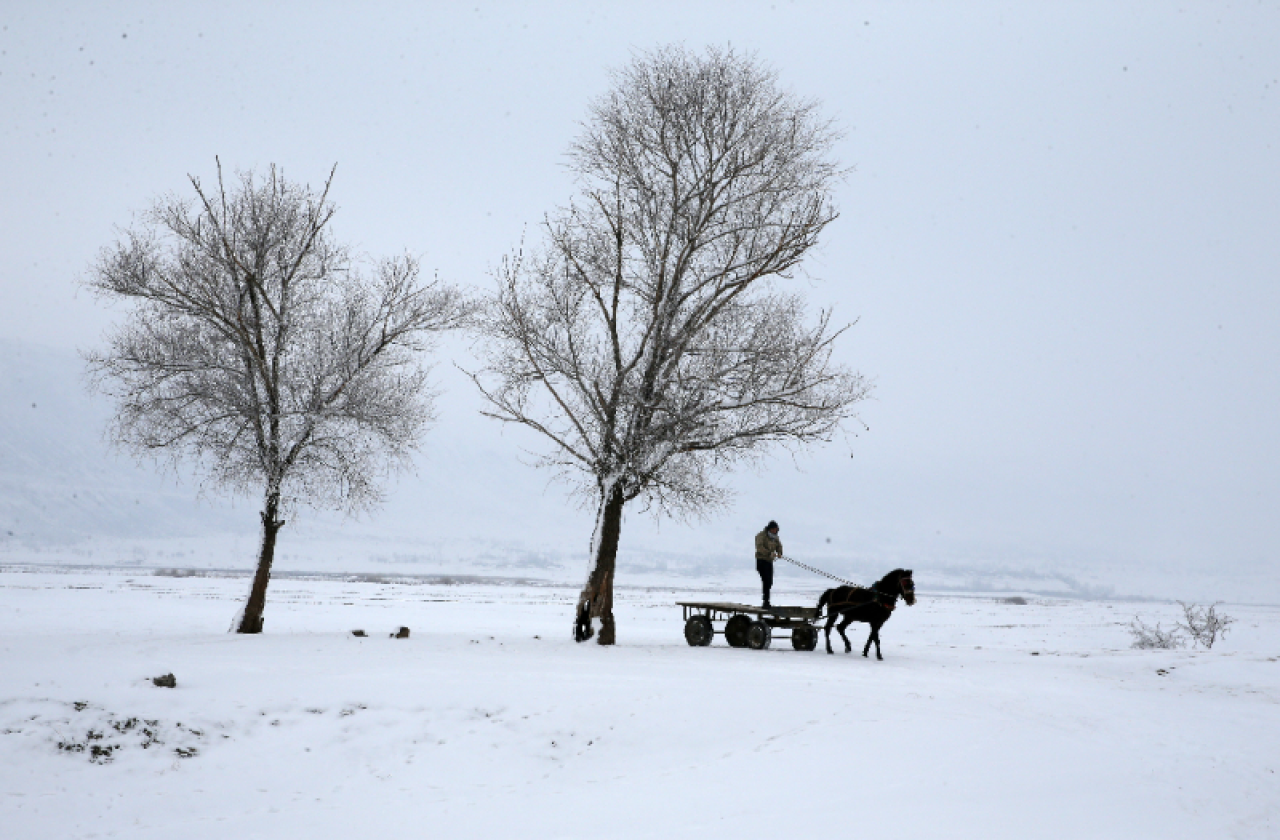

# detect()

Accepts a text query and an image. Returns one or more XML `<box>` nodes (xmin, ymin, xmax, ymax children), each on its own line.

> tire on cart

<box><xmin>724</xmin><ymin>614</ymin><xmax>752</xmax><ymax>648</ymax></box>
<box><xmin>745</xmin><ymin>620</ymin><xmax>772</xmax><ymax>650</ymax></box>
<box><xmin>791</xmin><ymin>625</ymin><xmax>818</xmax><ymax>651</ymax></box>
<box><xmin>684</xmin><ymin>614</ymin><xmax>714</xmax><ymax>647</ymax></box>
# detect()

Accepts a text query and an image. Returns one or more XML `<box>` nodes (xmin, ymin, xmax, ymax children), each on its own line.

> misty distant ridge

<box><xmin>1</xmin><ymin>339</ymin><xmax>1272</xmax><ymax>603</ymax></box>
<box><xmin>0</xmin><ymin>339</ymin><xmax>243</xmax><ymax>544</ymax></box>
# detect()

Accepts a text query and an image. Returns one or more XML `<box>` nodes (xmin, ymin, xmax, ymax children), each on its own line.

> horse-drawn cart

<box><xmin>677</xmin><ymin>602</ymin><xmax>820</xmax><ymax>651</ymax></box>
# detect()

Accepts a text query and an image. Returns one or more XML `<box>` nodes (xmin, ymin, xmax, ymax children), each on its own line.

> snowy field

<box><xmin>1</xmin><ymin>566</ymin><xmax>1277</xmax><ymax>840</ymax></box>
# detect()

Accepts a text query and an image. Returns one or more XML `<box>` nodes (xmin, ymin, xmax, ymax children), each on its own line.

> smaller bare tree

<box><xmin>1177</xmin><ymin>602</ymin><xmax>1235</xmax><ymax>649</ymax></box>
<box><xmin>86</xmin><ymin>161</ymin><xmax>470</xmax><ymax>633</ymax></box>
<box><xmin>1127</xmin><ymin>616</ymin><xmax>1185</xmax><ymax>650</ymax></box>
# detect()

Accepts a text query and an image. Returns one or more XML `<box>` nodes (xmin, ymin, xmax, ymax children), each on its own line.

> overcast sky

<box><xmin>2</xmin><ymin>2</ymin><xmax>1278</xmax><ymax>598</ymax></box>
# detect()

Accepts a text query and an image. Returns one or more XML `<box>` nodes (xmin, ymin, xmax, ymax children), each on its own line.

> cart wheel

<box><xmin>791</xmin><ymin>625</ymin><xmax>818</xmax><ymax>651</ymax></box>
<box><xmin>684</xmin><ymin>615</ymin><xmax>714</xmax><ymax>647</ymax></box>
<box><xmin>725</xmin><ymin>614</ymin><xmax>752</xmax><ymax>648</ymax></box>
<box><xmin>745</xmin><ymin>620</ymin><xmax>772</xmax><ymax>650</ymax></box>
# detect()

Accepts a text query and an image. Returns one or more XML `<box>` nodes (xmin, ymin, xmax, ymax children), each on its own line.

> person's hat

<box><xmin>766</xmin><ymin>520</ymin><xmax>779</xmax><ymax>531</ymax></box>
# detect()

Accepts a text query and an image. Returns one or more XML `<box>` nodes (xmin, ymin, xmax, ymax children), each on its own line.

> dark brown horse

<box><xmin>816</xmin><ymin>569</ymin><xmax>916</xmax><ymax>658</ymax></box>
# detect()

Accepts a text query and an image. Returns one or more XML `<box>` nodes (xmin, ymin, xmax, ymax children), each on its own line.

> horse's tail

<box><xmin>816</xmin><ymin>589</ymin><xmax>831</xmax><ymax>618</ymax></box>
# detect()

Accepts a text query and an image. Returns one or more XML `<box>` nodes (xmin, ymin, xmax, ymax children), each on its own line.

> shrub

<box><xmin>1177</xmin><ymin>602</ymin><xmax>1236</xmax><ymax>649</ymax></box>
<box><xmin>1128</xmin><ymin>617</ymin><xmax>1184</xmax><ymax>650</ymax></box>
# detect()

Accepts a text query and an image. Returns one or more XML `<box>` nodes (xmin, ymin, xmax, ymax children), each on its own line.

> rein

<box><xmin>778</xmin><ymin>555</ymin><xmax>914</xmax><ymax>620</ymax></box>
<box><xmin>780</xmin><ymin>555</ymin><xmax>856</xmax><ymax>587</ymax></box>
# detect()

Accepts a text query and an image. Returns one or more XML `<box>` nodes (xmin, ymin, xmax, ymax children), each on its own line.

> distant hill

<box><xmin>0</xmin><ymin>339</ymin><xmax>242</xmax><ymax>546</ymax></box>
<box><xmin>4</xmin><ymin>341</ymin><xmax>1259</xmax><ymax>602</ymax></box>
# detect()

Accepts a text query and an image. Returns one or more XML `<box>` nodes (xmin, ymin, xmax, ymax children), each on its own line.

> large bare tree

<box><xmin>86</xmin><ymin>162</ymin><xmax>469</xmax><ymax>633</ymax></box>
<box><xmin>472</xmin><ymin>46</ymin><xmax>869</xmax><ymax>645</ymax></box>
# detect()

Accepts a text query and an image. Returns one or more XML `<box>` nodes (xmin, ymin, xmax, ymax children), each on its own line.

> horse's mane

<box><xmin>872</xmin><ymin>568</ymin><xmax>912</xmax><ymax>590</ymax></box>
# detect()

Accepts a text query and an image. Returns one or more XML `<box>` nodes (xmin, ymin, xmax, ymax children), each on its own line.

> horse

<box><xmin>816</xmin><ymin>569</ymin><xmax>916</xmax><ymax>658</ymax></box>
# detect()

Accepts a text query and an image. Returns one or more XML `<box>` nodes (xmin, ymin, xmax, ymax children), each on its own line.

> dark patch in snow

<box><xmin>3</xmin><ymin>701</ymin><xmax>209</xmax><ymax>764</ymax></box>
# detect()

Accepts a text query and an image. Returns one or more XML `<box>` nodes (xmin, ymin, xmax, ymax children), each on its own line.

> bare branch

<box><xmin>84</xmin><ymin>163</ymin><xmax>473</xmax><ymax>516</ymax></box>
<box><xmin>473</xmin><ymin>46</ymin><xmax>865</xmax><ymax>519</ymax></box>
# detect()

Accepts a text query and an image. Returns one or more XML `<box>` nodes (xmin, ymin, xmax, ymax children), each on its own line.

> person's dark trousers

<box><xmin>757</xmin><ymin>558</ymin><xmax>773</xmax><ymax>607</ymax></box>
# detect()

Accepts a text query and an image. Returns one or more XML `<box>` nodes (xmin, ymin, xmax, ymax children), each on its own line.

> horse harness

<box><xmin>826</xmin><ymin>576</ymin><xmax>914</xmax><ymax>618</ymax></box>
<box><xmin>828</xmin><ymin>584</ymin><xmax>895</xmax><ymax>614</ymax></box>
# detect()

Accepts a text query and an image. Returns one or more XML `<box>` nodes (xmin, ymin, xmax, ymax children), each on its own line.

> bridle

<box><xmin>899</xmin><ymin>575</ymin><xmax>916</xmax><ymax>605</ymax></box>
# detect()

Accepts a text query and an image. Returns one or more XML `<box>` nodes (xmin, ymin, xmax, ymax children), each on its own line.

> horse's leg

<box><xmin>862</xmin><ymin>621</ymin><xmax>880</xmax><ymax>658</ymax></box>
<box><xmin>824</xmin><ymin>613</ymin><xmax>837</xmax><ymax>655</ymax></box>
<box><xmin>837</xmin><ymin>616</ymin><xmax>854</xmax><ymax>653</ymax></box>
<box><xmin>863</xmin><ymin>623</ymin><xmax>883</xmax><ymax>660</ymax></box>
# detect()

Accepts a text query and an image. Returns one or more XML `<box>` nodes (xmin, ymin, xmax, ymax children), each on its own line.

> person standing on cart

<box><xmin>755</xmin><ymin>520</ymin><xmax>783</xmax><ymax>609</ymax></box>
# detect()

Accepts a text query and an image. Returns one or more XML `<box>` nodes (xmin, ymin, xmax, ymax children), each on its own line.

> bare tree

<box><xmin>471</xmin><ymin>46</ymin><xmax>869</xmax><ymax>645</ymax></box>
<box><xmin>85</xmin><ymin>162</ymin><xmax>470</xmax><ymax>633</ymax></box>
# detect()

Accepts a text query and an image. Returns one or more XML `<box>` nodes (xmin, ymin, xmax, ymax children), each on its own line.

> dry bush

<box><xmin>1128</xmin><ymin>616</ymin><xmax>1185</xmax><ymax>650</ymax></box>
<box><xmin>1177</xmin><ymin>601</ymin><xmax>1236</xmax><ymax>649</ymax></box>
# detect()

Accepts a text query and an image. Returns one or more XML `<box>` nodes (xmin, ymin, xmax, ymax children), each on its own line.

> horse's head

<box><xmin>897</xmin><ymin>569</ymin><xmax>916</xmax><ymax>606</ymax></box>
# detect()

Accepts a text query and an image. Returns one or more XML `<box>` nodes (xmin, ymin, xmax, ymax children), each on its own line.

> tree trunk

<box><xmin>574</xmin><ymin>481</ymin><xmax>625</xmax><ymax>645</ymax></box>
<box><xmin>236</xmin><ymin>490</ymin><xmax>284</xmax><ymax>634</ymax></box>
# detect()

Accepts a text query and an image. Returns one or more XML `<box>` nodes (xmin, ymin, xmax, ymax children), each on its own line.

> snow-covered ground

<box><xmin>1</xmin><ymin>566</ymin><xmax>1276</xmax><ymax>839</ymax></box>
